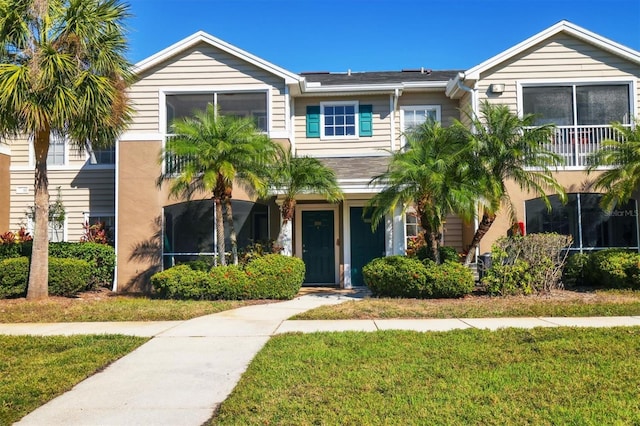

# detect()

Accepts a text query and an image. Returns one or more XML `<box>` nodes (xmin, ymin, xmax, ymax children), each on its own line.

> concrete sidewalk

<box><xmin>6</xmin><ymin>291</ymin><xmax>640</xmax><ymax>425</ymax></box>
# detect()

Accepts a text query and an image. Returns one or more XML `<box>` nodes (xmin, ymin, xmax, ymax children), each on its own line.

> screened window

<box><xmin>89</xmin><ymin>145</ymin><xmax>115</xmax><ymax>164</ymax></box>
<box><xmin>523</xmin><ymin>85</ymin><xmax>631</xmax><ymax>126</ymax></box>
<box><xmin>47</xmin><ymin>134</ymin><xmax>65</xmax><ymax>166</ymax></box>
<box><xmin>165</xmin><ymin>92</ymin><xmax>268</xmax><ymax>132</ymax></box>
<box><xmin>401</xmin><ymin>106</ymin><xmax>441</xmax><ymax>131</ymax></box>
<box><xmin>525</xmin><ymin>193</ymin><xmax>638</xmax><ymax>251</ymax></box>
<box><xmin>321</xmin><ymin>102</ymin><xmax>357</xmax><ymax>138</ymax></box>
<box><xmin>405</xmin><ymin>211</ymin><xmax>421</xmax><ymax>249</ymax></box>
<box><xmin>162</xmin><ymin>200</ymin><xmax>269</xmax><ymax>268</ymax></box>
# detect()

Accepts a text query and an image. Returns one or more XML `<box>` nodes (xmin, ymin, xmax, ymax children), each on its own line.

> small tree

<box><xmin>268</xmin><ymin>146</ymin><xmax>342</xmax><ymax>255</ymax></box>
<box><xmin>587</xmin><ymin>122</ymin><xmax>640</xmax><ymax>212</ymax></box>
<box><xmin>462</xmin><ymin>101</ymin><xmax>566</xmax><ymax>265</ymax></box>
<box><xmin>368</xmin><ymin>120</ymin><xmax>476</xmax><ymax>263</ymax></box>
<box><xmin>159</xmin><ymin>104</ymin><xmax>276</xmax><ymax>265</ymax></box>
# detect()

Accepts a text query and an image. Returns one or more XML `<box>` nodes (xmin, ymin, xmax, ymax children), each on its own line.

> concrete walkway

<box><xmin>5</xmin><ymin>291</ymin><xmax>640</xmax><ymax>425</ymax></box>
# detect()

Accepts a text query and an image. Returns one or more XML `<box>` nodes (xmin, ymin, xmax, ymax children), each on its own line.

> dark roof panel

<box><xmin>317</xmin><ymin>156</ymin><xmax>390</xmax><ymax>181</ymax></box>
<box><xmin>303</xmin><ymin>70</ymin><xmax>461</xmax><ymax>86</ymax></box>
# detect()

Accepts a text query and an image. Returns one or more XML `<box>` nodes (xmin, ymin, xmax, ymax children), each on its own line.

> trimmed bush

<box><xmin>208</xmin><ymin>265</ymin><xmax>252</xmax><ymax>300</ymax></box>
<box><xmin>244</xmin><ymin>254</ymin><xmax>305</xmax><ymax>299</ymax></box>
<box><xmin>48</xmin><ymin>242</ymin><xmax>115</xmax><ymax>288</ymax></box>
<box><xmin>425</xmin><ymin>260</ymin><xmax>474</xmax><ymax>298</ymax></box>
<box><xmin>0</xmin><ymin>256</ymin><xmax>91</xmax><ymax>298</ymax></box>
<box><xmin>562</xmin><ymin>253</ymin><xmax>590</xmax><ymax>288</ymax></box>
<box><xmin>0</xmin><ymin>243</ymin><xmax>22</xmax><ymax>260</ymax></box>
<box><xmin>0</xmin><ymin>257</ymin><xmax>29</xmax><ymax>298</ymax></box>
<box><xmin>363</xmin><ymin>256</ymin><xmax>428</xmax><ymax>298</ymax></box>
<box><xmin>150</xmin><ymin>265</ymin><xmax>213</xmax><ymax>300</ymax></box>
<box><xmin>483</xmin><ymin>259</ymin><xmax>534</xmax><ymax>296</ymax></box>
<box><xmin>48</xmin><ymin>258</ymin><xmax>92</xmax><ymax>297</ymax></box>
<box><xmin>585</xmin><ymin>249</ymin><xmax>640</xmax><ymax>289</ymax></box>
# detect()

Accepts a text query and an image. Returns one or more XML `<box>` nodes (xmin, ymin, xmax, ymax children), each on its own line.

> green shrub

<box><xmin>562</xmin><ymin>253</ymin><xmax>590</xmax><ymax>288</ymax></box>
<box><xmin>48</xmin><ymin>242</ymin><xmax>115</xmax><ymax>288</ymax></box>
<box><xmin>244</xmin><ymin>254</ymin><xmax>305</xmax><ymax>299</ymax></box>
<box><xmin>48</xmin><ymin>258</ymin><xmax>91</xmax><ymax>297</ymax></box>
<box><xmin>425</xmin><ymin>261</ymin><xmax>474</xmax><ymax>298</ymax></box>
<box><xmin>585</xmin><ymin>249</ymin><xmax>640</xmax><ymax>289</ymax></box>
<box><xmin>150</xmin><ymin>265</ymin><xmax>214</xmax><ymax>300</ymax></box>
<box><xmin>0</xmin><ymin>257</ymin><xmax>91</xmax><ymax>298</ymax></box>
<box><xmin>0</xmin><ymin>257</ymin><xmax>29</xmax><ymax>298</ymax></box>
<box><xmin>483</xmin><ymin>258</ymin><xmax>534</xmax><ymax>296</ymax></box>
<box><xmin>363</xmin><ymin>256</ymin><xmax>428</xmax><ymax>298</ymax></box>
<box><xmin>178</xmin><ymin>258</ymin><xmax>214</xmax><ymax>272</ymax></box>
<box><xmin>0</xmin><ymin>243</ymin><xmax>22</xmax><ymax>260</ymax></box>
<box><xmin>208</xmin><ymin>265</ymin><xmax>252</xmax><ymax>299</ymax></box>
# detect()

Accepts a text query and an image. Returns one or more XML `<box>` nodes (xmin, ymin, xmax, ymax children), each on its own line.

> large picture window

<box><xmin>525</xmin><ymin>193</ymin><xmax>638</xmax><ymax>252</ymax></box>
<box><xmin>165</xmin><ymin>91</ymin><xmax>268</xmax><ymax>133</ymax></box>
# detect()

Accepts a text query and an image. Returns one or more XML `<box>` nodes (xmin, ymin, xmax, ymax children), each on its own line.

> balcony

<box><xmin>542</xmin><ymin>124</ymin><xmax>630</xmax><ymax>168</ymax></box>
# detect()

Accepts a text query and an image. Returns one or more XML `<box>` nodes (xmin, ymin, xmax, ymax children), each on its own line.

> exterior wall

<box><xmin>8</xmin><ymin>136</ymin><xmax>115</xmax><ymax>241</ymax></box>
<box><xmin>129</xmin><ymin>42</ymin><xmax>289</xmax><ymax>136</ymax></box>
<box><xmin>475</xmin><ymin>34</ymin><xmax>640</xmax><ymax>111</ymax></box>
<box><xmin>0</xmin><ymin>146</ymin><xmax>10</xmax><ymax>232</ymax></box>
<box><xmin>294</xmin><ymin>95</ymin><xmax>392</xmax><ymax>157</ymax></box>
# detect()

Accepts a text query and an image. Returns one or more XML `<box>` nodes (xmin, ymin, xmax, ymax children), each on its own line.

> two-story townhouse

<box><xmin>114</xmin><ymin>20</ymin><xmax>640</xmax><ymax>291</ymax></box>
<box><xmin>5</xmin><ymin>20</ymin><xmax>639</xmax><ymax>292</ymax></box>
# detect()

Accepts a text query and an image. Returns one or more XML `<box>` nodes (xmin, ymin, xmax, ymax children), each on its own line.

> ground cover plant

<box><xmin>0</xmin><ymin>292</ymin><xmax>259</xmax><ymax>322</ymax></box>
<box><xmin>293</xmin><ymin>289</ymin><xmax>640</xmax><ymax>320</ymax></box>
<box><xmin>212</xmin><ymin>328</ymin><xmax>640</xmax><ymax>425</ymax></box>
<box><xmin>0</xmin><ymin>335</ymin><xmax>147</xmax><ymax>424</ymax></box>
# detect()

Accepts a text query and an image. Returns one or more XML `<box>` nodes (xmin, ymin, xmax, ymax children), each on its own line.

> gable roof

<box><xmin>132</xmin><ymin>31</ymin><xmax>302</xmax><ymax>84</ymax></box>
<box><xmin>464</xmin><ymin>20</ymin><xmax>640</xmax><ymax>81</ymax></box>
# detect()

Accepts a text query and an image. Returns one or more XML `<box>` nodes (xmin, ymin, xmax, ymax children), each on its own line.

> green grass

<box><xmin>213</xmin><ymin>328</ymin><xmax>640</xmax><ymax>425</ymax></box>
<box><xmin>293</xmin><ymin>289</ymin><xmax>640</xmax><ymax>320</ymax></box>
<box><xmin>0</xmin><ymin>296</ymin><xmax>260</xmax><ymax>322</ymax></box>
<box><xmin>0</xmin><ymin>334</ymin><xmax>147</xmax><ymax>424</ymax></box>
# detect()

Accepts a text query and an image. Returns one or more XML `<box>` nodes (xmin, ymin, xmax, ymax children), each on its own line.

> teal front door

<box><xmin>302</xmin><ymin>210</ymin><xmax>335</xmax><ymax>284</ymax></box>
<box><xmin>350</xmin><ymin>207</ymin><xmax>385</xmax><ymax>286</ymax></box>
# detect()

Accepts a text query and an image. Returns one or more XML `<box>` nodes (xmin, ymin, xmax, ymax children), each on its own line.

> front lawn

<box><xmin>0</xmin><ymin>292</ymin><xmax>262</xmax><ymax>323</ymax></box>
<box><xmin>213</xmin><ymin>328</ymin><xmax>640</xmax><ymax>425</ymax></box>
<box><xmin>0</xmin><ymin>335</ymin><xmax>147</xmax><ymax>424</ymax></box>
<box><xmin>293</xmin><ymin>289</ymin><xmax>640</xmax><ymax>320</ymax></box>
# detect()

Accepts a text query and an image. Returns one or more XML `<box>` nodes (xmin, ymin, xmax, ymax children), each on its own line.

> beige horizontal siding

<box><xmin>442</xmin><ymin>214</ymin><xmax>464</xmax><ymax>252</ymax></box>
<box><xmin>477</xmin><ymin>34</ymin><xmax>640</xmax><ymax>109</ymax></box>
<box><xmin>128</xmin><ymin>43</ymin><xmax>288</xmax><ymax>134</ymax></box>
<box><xmin>9</xmin><ymin>169</ymin><xmax>115</xmax><ymax>241</ymax></box>
<box><xmin>8</xmin><ymin>136</ymin><xmax>98</xmax><ymax>168</ymax></box>
<box><xmin>295</xmin><ymin>95</ymin><xmax>391</xmax><ymax>157</ymax></box>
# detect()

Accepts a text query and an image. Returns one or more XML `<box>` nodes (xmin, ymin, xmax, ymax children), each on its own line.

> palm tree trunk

<box><xmin>214</xmin><ymin>198</ymin><xmax>226</xmax><ymax>266</ymax></box>
<box><xmin>27</xmin><ymin>131</ymin><xmax>50</xmax><ymax>300</ymax></box>
<box><xmin>224</xmin><ymin>196</ymin><xmax>238</xmax><ymax>265</ymax></box>
<box><xmin>277</xmin><ymin>198</ymin><xmax>295</xmax><ymax>256</ymax></box>
<box><xmin>464</xmin><ymin>212</ymin><xmax>497</xmax><ymax>266</ymax></box>
<box><xmin>429</xmin><ymin>232</ymin><xmax>440</xmax><ymax>264</ymax></box>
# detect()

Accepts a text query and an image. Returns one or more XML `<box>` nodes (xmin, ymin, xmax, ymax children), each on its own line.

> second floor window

<box><xmin>322</xmin><ymin>102</ymin><xmax>357</xmax><ymax>137</ymax></box>
<box><xmin>47</xmin><ymin>134</ymin><xmax>65</xmax><ymax>166</ymax></box>
<box><xmin>523</xmin><ymin>84</ymin><xmax>630</xmax><ymax>126</ymax></box>
<box><xmin>166</xmin><ymin>91</ymin><xmax>268</xmax><ymax>133</ymax></box>
<box><xmin>401</xmin><ymin>106</ymin><xmax>441</xmax><ymax>131</ymax></box>
<box><xmin>89</xmin><ymin>145</ymin><xmax>115</xmax><ymax>164</ymax></box>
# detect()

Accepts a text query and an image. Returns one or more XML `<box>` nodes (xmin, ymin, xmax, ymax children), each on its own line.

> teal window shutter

<box><xmin>306</xmin><ymin>106</ymin><xmax>320</xmax><ymax>138</ymax></box>
<box><xmin>359</xmin><ymin>104</ymin><xmax>373</xmax><ymax>137</ymax></box>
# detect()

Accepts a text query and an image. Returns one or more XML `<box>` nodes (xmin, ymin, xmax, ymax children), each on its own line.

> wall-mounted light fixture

<box><xmin>490</xmin><ymin>83</ymin><xmax>505</xmax><ymax>94</ymax></box>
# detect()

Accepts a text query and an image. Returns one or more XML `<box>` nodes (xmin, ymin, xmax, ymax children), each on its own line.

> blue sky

<box><xmin>127</xmin><ymin>0</ymin><xmax>640</xmax><ymax>73</ymax></box>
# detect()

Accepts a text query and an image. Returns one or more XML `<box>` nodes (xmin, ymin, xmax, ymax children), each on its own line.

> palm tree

<box><xmin>268</xmin><ymin>146</ymin><xmax>342</xmax><ymax>255</ymax></box>
<box><xmin>368</xmin><ymin>120</ymin><xmax>477</xmax><ymax>263</ymax></box>
<box><xmin>159</xmin><ymin>104</ymin><xmax>276</xmax><ymax>265</ymax></box>
<box><xmin>462</xmin><ymin>101</ymin><xmax>566</xmax><ymax>265</ymax></box>
<box><xmin>587</xmin><ymin>122</ymin><xmax>640</xmax><ymax>212</ymax></box>
<box><xmin>0</xmin><ymin>0</ymin><xmax>132</xmax><ymax>299</ymax></box>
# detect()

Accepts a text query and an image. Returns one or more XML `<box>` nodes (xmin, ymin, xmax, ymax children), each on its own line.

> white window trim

<box><xmin>85</xmin><ymin>142</ymin><xmax>116</xmax><ymax>169</ymax></box>
<box><xmin>516</xmin><ymin>78</ymin><xmax>636</xmax><ymax>124</ymax></box>
<box><xmin>26</xmin><ymin>214</ymin><xmax>67</xmax><ymax>242</ymax></box>
<box><xmin>399</xmin><ymin>105</ymin><xmax>442</xmax><ymax>147</ymax></box>
<box><xmin>320</xmin><ymin>100</ymin><xmax>359</xmax><ymax>140</ymax></box>
<box><xmin>29</xmin><ymin>134</ymin><xmax>69</xmax><ymax>169</ymax></box>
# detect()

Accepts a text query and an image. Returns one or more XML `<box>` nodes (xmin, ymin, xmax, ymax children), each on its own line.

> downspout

<box><xmin>390</xmin><ymin>88</ymin><xmax>400</xmax><ymax>151</ymax></box>
<box><xmin>454</xmin><ymin>73</ymin><xmax>481</xmax><ymax>261</ymax></box>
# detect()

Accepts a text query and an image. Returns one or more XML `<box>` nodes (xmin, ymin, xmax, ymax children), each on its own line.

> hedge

<box><xmin>150</xmin><ymin>254</ymin><xmax>305</xmax><ymax>300</ymax></box>
<box><xmin>0</xmin><ymin>257</ymin><xmax>91</xmax><ymax>298</ymax></box>
<box><xmin>564</xmin><ymin>249</ymin><xmax>640</xmax><ymax>289</ymax></box>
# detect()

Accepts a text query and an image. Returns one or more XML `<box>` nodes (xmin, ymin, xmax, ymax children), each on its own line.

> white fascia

<box><xmin>301</xmin><ymin>81</ymin><xmax>448</xmax><ymax>94</ymax></box>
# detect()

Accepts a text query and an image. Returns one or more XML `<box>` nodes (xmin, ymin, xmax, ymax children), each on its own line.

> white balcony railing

<box><xmin>542</xmin><ymin>125</ymin><xmax>630</xmax><ymax>168</ymax></box>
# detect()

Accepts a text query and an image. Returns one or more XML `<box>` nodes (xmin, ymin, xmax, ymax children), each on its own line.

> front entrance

<box><xmin>350</xmin><ymin>207</ymin><xmax>385</xmax><ymax>286</ymax></box>
<box><xmin>301</xmin><ymin>210</ymin><xmax>336</xmax><ymax>284</ymax></box>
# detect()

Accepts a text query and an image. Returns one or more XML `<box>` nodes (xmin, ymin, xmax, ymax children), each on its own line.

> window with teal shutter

<box><xmin>359</xmin><ymin>104</ymin><xmax>373</xmax><ymax>137</ymax></box>
<box><xmin>306</xmin><ymin>106</ymin><xmax>320</xmax><ymax>138</ymax></box>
